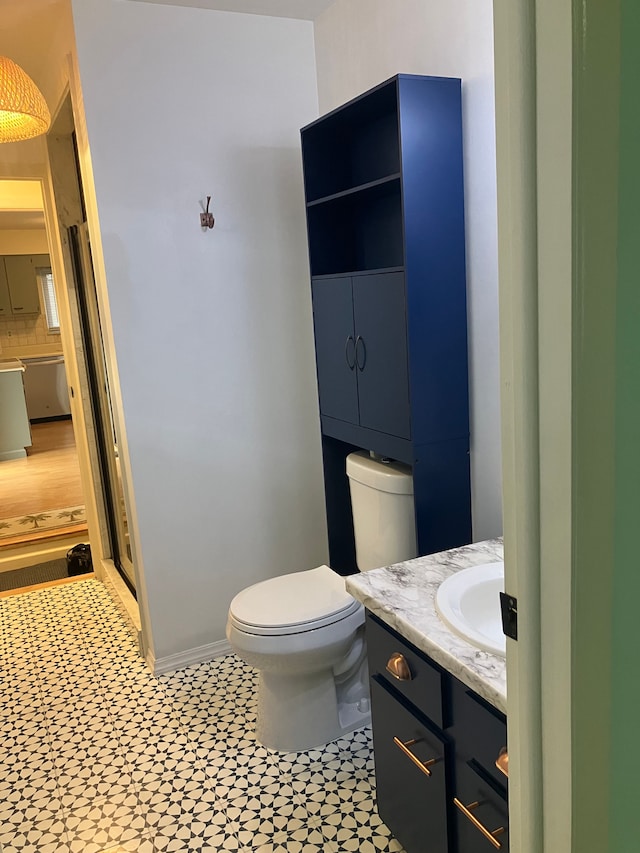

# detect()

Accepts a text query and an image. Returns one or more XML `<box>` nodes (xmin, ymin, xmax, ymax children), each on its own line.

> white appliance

<box><xmin>226</xmin><ymin>451</ymin><xmax>417</xmax><ymax>752</ymax></box>
<box><xmin>22</xmin><ymin>355</ymin><xmax>71</xmax><ymax>420</ymax></box>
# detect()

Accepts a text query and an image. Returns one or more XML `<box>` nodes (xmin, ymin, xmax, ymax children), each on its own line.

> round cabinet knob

<box><xmin>386</xmin><ymin>652</ymin><xmax>412</xmax><ymax>681</ymax></box>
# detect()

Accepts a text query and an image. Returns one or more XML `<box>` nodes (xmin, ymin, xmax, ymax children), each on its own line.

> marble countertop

<box><xmin>346</xmin><ymin>538</ymin><xmax>507</xmax><ymax>714</ymax></box>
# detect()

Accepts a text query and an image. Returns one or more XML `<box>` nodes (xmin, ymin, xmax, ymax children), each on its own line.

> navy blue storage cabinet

<box><xmin>301</xmin><ymin>74</ymin><xmax>472</xmax><ymax>572</ymax></box>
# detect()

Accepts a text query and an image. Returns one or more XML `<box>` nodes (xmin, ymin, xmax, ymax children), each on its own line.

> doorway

<box><xmin>0</xmin><ymin>179</ymin><xmax>89</xmax><ymax>576</ymax></box>
<box><xmin>0</xmin><ymin>95</ymin><xmax>135</xmax><ymax>597</ymax></box>
<box><xmin>66</xmin><ymin>220</ymin><xmax>135</xmax><ymax>590</ymax></box>
<box><xmin>44</xmin><ymin>93</ymin><xmax>136</xmax><ymax>594</ymax></box>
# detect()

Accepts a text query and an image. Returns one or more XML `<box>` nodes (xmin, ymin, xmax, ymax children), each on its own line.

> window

<box><xmin>38</xmin><ymin>268</ymin><xmax>60</xmax><ymax>332</ymax></box>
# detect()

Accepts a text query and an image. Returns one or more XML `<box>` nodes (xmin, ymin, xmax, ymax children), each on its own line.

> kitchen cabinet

<box><xmin>0</xmin><ymin>360</ymin><xmax>32</xmax><ymax>460</ymax></box>
<box><xmin>0</xmin><ymin>258</ymin><xmax>11</xmax><ymax>316</ymax></box>
<box><xmin>366</xmin><ymin>613</ymin><xmax>509</xmax><ymax>853</ymax></box>
<box><xmin>0</xmin><ymin>254</ymin><xmax>47</xmax><ymax>315</ymax></box>
<box><xmin>301</xmin><ymin>75</ymin><xmax>471</xmax><ymax>570</ymax></box>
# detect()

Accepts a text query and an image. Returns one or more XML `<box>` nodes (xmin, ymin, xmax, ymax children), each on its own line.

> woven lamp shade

<box><xmin>0</xmin><ymin>56</ymin><xmax>51</xmax><ymax>143</ymax></box>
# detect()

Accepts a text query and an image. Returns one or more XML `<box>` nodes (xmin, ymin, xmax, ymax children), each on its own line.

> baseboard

<box><xmin>0</xmin><ymin>537</ymin><xmax>81</xmax><ymax>573</ymax></box>
<box><xmin>30</xmin><ymin>414</ymin><xmax>72</xmax><ymax>424</ymax></box>
<box><xmin>147</xmin><ymin>639</ymin><xmax>233</xmax><ymax>675</ymax></box>
<box><xmin>0</xmin><ymin>448</ymin><xmax>27</xmax><ymax>461</ymax></box>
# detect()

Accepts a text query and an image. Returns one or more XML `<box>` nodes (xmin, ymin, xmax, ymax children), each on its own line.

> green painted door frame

<box><xmin>604</xmin><ymin>1</ymin><xmax>640</xmax><ymax>850</ymax></box>
<box><xmin>566</xmin><ymin>0</ymin><xmax>640</xmax><ymax>849</ymax></box>
<box><xmin>571</xmin><ymin>1</ymin><xmax>619</xmax><ymax>850</ymax></box>
<box><xmin>495</xmin><ymin>1</ymin><xmax>639</xmax><ymax>851</ymax></box>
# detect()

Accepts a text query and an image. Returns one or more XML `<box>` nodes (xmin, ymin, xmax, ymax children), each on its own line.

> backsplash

<box><xmin>0</xmin><ymin>314</ymin><xmax>62</xmax><ymax>353</ymax></box>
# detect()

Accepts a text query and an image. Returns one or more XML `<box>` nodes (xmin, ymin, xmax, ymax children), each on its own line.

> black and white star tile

<box><xmin>0</xmin><ymin>579</ymin><xmax>404</xmax><ymax>852</ymax></box>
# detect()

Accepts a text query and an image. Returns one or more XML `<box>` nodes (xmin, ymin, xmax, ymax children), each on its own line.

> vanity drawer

<box><xmin>453</xmin><ymin>760</ymin><xmax>508</xmax><ymax>852</ymax></box>
<box><xmin>371</xmin><ymin>676</ymin><xmax>450</xmax><ymax>853</ymax></box>
<box><xmin>452</xmin><ymin>680</ymin><xmax>508</xmax><ymax>789</ymax></box>
<box><xmin>366</xmin><ymin>612</ymin><xmax>445</xmax><ymax>728</ymax></box>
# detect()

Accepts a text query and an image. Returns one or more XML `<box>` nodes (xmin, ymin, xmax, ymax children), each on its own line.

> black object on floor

<box><xmin>0</xmin><ymin>558</ymin><xmax>81</xmax><ymax>592</ymax></box>
<box><xmin>66</xmin><ymin>543</ymin><xmax>93</xmax><ymax>576</ymax></box>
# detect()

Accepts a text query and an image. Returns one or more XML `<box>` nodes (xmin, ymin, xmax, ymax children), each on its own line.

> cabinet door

<box><xmin>371</xmin><ymin>677</ymin><xmax>449</xmax><ymax>853</ymax></box>
<box><xmin>311</xmin><ymin>276</ymin><xmax>359</xmax><ymax>425</ymax></box>
<box><xmin>0</xmin><ymin>259</ymin><xmax>11</xmax><ymax>317</ymax></box>
<box><xmin>451</xmin><ymin>680</ymin><xmax>508</xmax><ymax>791</ymax></box>
<box><xmin>454</xmin><ymin>761</ymin><xmax>509</xmax><ymax>853</ymax></box>
<box><xmin>4</xmin><ymin>256</ymin><xmax>40</xmax><ymax>314</ymax></box>
<box><xmin>353</xmin><ymin>271</ymin><xmax>411</xmax><ymax>439</ymax></box>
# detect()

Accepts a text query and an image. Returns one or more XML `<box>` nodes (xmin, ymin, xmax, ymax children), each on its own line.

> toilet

<box><xmin>226</xmin><ymin>451</ymin><xmax>417</xmax><ymax>752</ymax></box>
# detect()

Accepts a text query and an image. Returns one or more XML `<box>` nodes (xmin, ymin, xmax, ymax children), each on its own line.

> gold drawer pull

<box><xmin>454</xmin><ymin>798</ymin><xmax>505</xmax><ymax>849</ymax></box>
<box><xmin>495</xmin><ymin>747</ymin><xmax>509</xmax><ymax>778</ymax></box>
<box><xmin>386</xmin><ymin>652</ymin><xmax>412</xmax><ymax>681</ymax></box>
<box><xmin>393</xmin><ymin>736</ymin><xmax>437</xmax><ymax>777</ymax></box>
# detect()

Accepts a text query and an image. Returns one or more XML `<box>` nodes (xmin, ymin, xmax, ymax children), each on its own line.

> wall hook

<box><xmin>200</xmin><ymin>196</ymin><xmax>215</xmax><ymax>229</ymax></box>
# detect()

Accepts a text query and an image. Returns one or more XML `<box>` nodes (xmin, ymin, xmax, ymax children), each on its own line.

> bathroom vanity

<box><xmin>346</xmin><ymin>539</ymin><xmax>508</xmax><ymax>853</ymax></box>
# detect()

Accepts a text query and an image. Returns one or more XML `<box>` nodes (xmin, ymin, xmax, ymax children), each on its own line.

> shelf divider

<box><xmin>306</xmin><ymin>173</ymin><xmax>401</xmax><ymax>208</ymax></box>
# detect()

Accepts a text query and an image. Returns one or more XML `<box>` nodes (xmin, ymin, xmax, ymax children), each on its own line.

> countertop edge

<box><xmin>0</xmin><ymin>359</ymin><xmax>25</xmax><ymax>373</ymax></box>
<box><xmin>346</xmin><ymin>538</ymin><xmax>507</xmax><ymax>715</ymax></box>
<box><xmin>354</xmin><ymin>593</ymin><xmax>507</xmax><ymax>715</ymax></box>
<box><xmin>0</xmin><ymin>346</ymin><xmax>63</xmax><ymax>359</ymax></box>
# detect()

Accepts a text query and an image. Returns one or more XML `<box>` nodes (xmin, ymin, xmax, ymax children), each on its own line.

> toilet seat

<box><xmin>228</xmin><ymin>565</ymin><xmax>361</xmax><ymax>636</ymax></box>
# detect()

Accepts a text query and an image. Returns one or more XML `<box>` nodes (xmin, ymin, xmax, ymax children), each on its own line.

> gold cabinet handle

<box><xmin>386</xmin><ymin>652</ymin><xmax>412</xmax><ymax>681</ymax></box>
<box><xmin>454</xmin><ymin>798</ymin><xmax>505</xmax><ymax>849</ymax></box>
<box><xmin>495</xmin><ymin>747</ymin><xmax>509</xmax><ymax>778</ymax></box>
<box><xmin>393</xmin><ymin>736</ymin><xmax>438</xmax><ymax>777</ymax></box>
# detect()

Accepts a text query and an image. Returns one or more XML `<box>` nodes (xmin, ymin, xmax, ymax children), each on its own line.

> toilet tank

<box><xmin>346</xmin><ymin>451</ymin><xmax>417</xmax><ymax>572</ymax></box>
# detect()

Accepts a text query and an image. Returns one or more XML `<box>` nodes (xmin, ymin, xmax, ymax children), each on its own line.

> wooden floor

<box><xmin>0</xmin><ymin>420</ymin><xmax>86</xmax><ymax>541</ymax></box>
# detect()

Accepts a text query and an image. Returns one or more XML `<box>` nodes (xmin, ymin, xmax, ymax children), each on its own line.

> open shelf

<box><xmin>301</xmin><ymin>79</ymin><xmax>400</xmax><ymax>203</ymax></box>
<box><xmin>307</xmin><ymin>173</ymin><xmax>401</xmax><ymax>209</ymax></box>
<box><xmin>307</xmin><ymin>176</ymin><xmax>404</xmax><ymax>276</ymax></box>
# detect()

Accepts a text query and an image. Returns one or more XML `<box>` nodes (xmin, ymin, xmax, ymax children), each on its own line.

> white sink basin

<box><xmin>435</xmin><ymin>562</ymin><xmax>506</xmax><ymax>657</ymax></box>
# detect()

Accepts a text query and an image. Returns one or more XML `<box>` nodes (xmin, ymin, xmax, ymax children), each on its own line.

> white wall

<box><xmin>315</xmin><ymin>0</ymin><xmax>502</xmax><ymax>541</ymax></box>
<box><xmin>71</xmin><ymin>0</ymin><xmax>326</xmax><ymax>662</ymax></box>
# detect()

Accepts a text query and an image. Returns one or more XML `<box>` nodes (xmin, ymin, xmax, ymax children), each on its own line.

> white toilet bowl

<box><xmin>226</xmin><ymin>565</ymin><xmax>370</xmax><ymax>752</ymax></box>
<box><xmin>226</xmin><ymin>451</ymin><xmax>416</xmax><ymax>752</ymax></box>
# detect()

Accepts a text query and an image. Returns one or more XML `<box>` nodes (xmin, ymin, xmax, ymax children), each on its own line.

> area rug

<box><xmin>0</xmin><ymin>505</ymin><xmax>86</xmax><ymax>540</ymax></box>
<box><xmin>0</xmin><ymin>558</ymin><xmax>74</xmax><ymax>592</ymax></box>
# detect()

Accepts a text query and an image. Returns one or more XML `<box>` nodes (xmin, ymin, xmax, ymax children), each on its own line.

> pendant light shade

<box><xmin>0</xmin><ymin>57</ymin><xmax>51</xmax><ymax>143</ymax></box>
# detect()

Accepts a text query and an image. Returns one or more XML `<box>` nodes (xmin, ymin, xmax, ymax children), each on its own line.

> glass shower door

<box><xmin>67</xmin><ymin>223</ymin><xmax>135</xmax><ymax>591</ymax></box>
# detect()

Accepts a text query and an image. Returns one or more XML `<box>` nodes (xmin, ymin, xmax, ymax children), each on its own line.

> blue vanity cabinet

<box><xmin>301</xmin><ymin>74</ymin><xmax>472</xmax><ymax>572</ymax></box>
<box><xmin>366</xmin><ymin>613</ymin><xmax>509</xmax><ymax>853</ymax></box>
<box><xmin>450</xmin><ymin>681</ymin><xmax>509</xmax><ymax>852</ymax></box>
<box><xmin>453</xmin><ymin>761</ymin><xmax>509</xmax><ymax>853</ymax></box>
<box><xmin>371</xmin><ymin>677</ymin><xmax>450</xmax><ymax>853</ymax></box>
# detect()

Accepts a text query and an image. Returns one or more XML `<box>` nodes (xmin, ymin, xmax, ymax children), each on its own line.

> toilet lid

<box><xmin>228</xmin><ymin>565</ymin><xmax>361</xmax><ymax>635</ymax></box>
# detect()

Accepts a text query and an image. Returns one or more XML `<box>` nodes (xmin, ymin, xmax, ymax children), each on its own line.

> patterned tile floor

<box><xmin>0</xmin><ymin>579</ymin><xmax>404</xmax><ymax>853</ymax></box>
